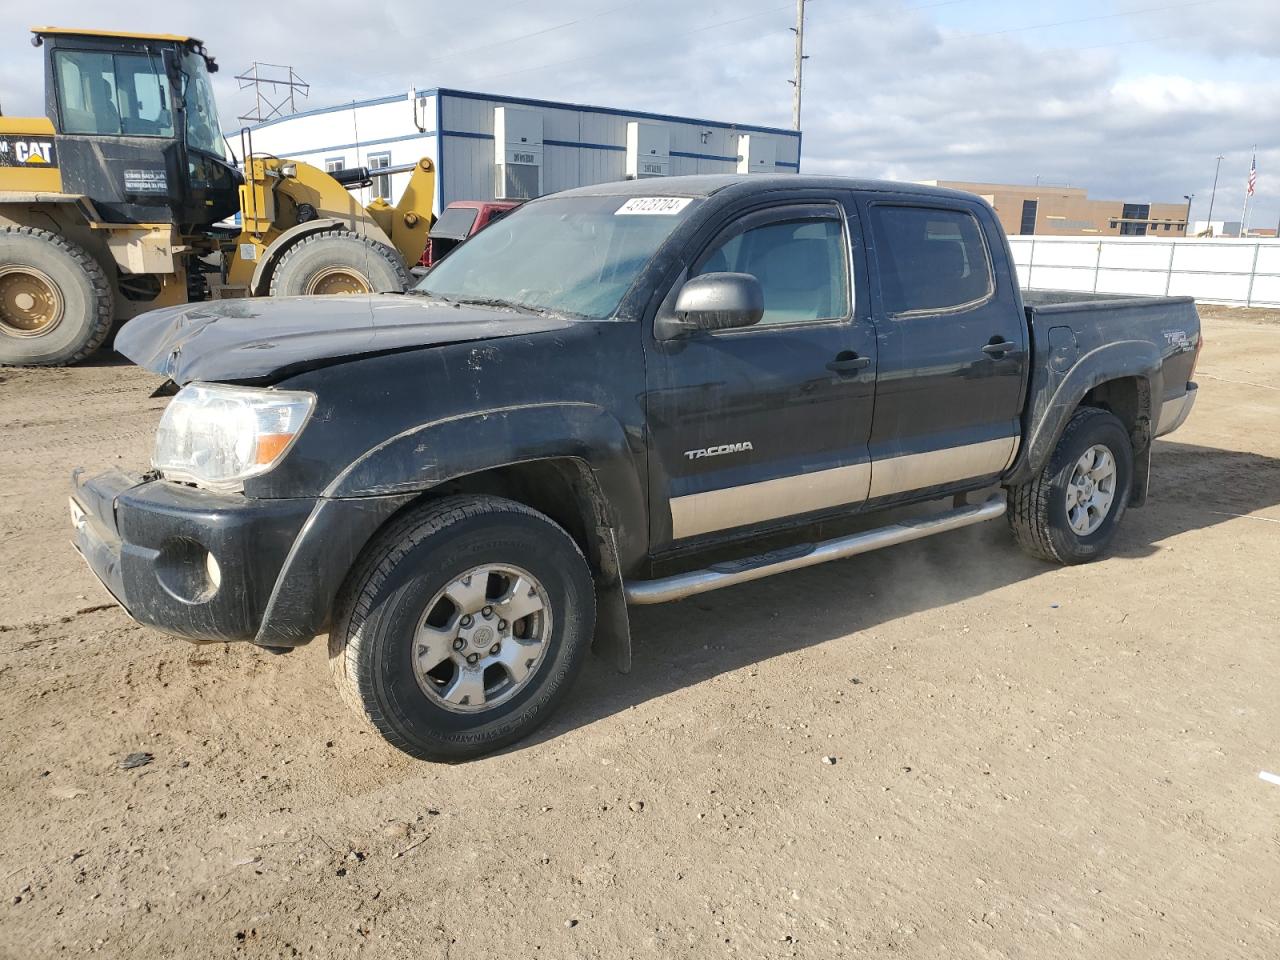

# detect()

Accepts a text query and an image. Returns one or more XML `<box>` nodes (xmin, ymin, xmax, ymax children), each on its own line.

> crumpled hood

<box><xmin>115</xmin><ymin>294</ymin><xmax>576</xmax><ymax>384</ymax></box>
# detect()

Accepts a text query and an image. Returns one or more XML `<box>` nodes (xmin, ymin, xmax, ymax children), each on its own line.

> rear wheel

<box><xmin>0</xmin><ymin>227</ymin><xmax>114</xmax><ymax>366</ymax></box>
<box><xmin>328</xmin><ymin>495</ymin><xmax>596</xmax><ymax>762</ymax></box>
<box><xmin>1007</xmin><ymin>407</ymin><xmax>1133</xmax><ymax>564</ymax></box>
<box><xmin>267</xmin><ymin>228</ymin><xmax>409</xmax><ymax>297</ymax></box>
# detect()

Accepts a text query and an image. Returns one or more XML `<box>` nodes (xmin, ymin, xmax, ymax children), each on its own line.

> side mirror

<box><xmin>672</xmin><ymin>272</ymin><xmax>764</xmax><ymax>333</ymax></box>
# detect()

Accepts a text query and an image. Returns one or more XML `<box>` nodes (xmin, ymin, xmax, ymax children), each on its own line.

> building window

<box><xmin>1019</xmin><ymin>199</ymin><xmax>1038</xmax><ymax>235</ymax></box>
<box><xmin>369</xmin><ymin>152</ymin><xmax>392</xmax><ymax>200</ymax></box>
<box><xmin>325</xmin><ymin>157</ymin><xmax>345</xmax><ymax>173</ymax></box>
<box><xmin>1119</xmin><ymin>203</ymin><xmax>1150</xmax><ymax>236</ymax></box>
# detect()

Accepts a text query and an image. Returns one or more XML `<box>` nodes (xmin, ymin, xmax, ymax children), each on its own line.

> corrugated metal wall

<box><xmin>236</xmin><ymin>88</ymin><xmax>800</xmax><ymax>214</ymax></box>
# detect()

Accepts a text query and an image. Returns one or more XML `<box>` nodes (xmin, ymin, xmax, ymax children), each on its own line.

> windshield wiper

<box><xmin>444</xmin><ymin>295</ymin><xmax>544</xmax><ymax>315</ymax></box>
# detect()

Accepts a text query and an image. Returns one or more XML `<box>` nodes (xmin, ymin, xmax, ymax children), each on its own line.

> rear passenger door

<box><xmin>644</xmin><ymin>200</ymin><xmax>876</xmax><ymax>547</ymax></box>
<box><xmin>861</xmin><ymin>198</ymin><xmax>1028</xmax><ymax>501</ymax></box>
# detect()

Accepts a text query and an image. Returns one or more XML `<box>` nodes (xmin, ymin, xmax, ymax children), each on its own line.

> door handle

<box><xmin>982</xmin><ymin>340</ymin><xmax>1018</xmax><ymax>357</ymax></box>
<box><xmin>827</xmin><ymin>353</ymin><xmax>872</xmax><ymax>374</ymax></box>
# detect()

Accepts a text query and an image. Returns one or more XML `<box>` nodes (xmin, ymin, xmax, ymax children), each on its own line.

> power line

<box><xmin>944</xmin><ymin>0</ymin><xmax>1223</xmax><ymax>43</ymax></box>
<box><xmin>477</xmin><ymin>1</ymin><xmax>798</xmax><ymax>84</ymax></box>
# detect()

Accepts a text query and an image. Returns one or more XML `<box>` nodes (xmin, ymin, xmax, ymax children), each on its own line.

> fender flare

<box><xmin>322</xmin><ymin>402</ymin><xmax>646</xmax><ymax>672</ymax></box>
<box><xmin>1009</xmin><ymin>339</ymin><xmax>1163</xmax><ymax>485</ymax></box>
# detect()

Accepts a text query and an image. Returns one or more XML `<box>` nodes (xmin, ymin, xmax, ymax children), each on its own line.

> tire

<box><xmin>0</xmin><ymin>226</ymin><xmax>114</xmax><ymax>366</ymax></box>
<box><xmin>328</xmin><ymin>495</ymin><xmax>596</xmax><ymax>762</ymax></box>
<box><xmin>267</xmin><ymin>228</ymin><xmax>409</xmax><ymax>297</ymax></box>
<box><xmin>1007</xmin><ymin>407</ymin><xmax>1134</xmax><ymax>565</ymax></box>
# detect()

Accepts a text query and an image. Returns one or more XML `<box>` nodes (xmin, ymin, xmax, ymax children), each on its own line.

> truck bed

<box><xmin>1017</xmin><ymin>290</ymin><xmax>1201</xmax><ymax>482</ymax></box>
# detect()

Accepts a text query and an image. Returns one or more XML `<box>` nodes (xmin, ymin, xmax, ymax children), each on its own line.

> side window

<box><xmin>325</xmin><ymin>158</ymin><xmax>345</xmax><ymax>173</ymax></box>
<box><xmin>369</xmin><ymin>152</ymin><xmax>392</xmax><ymax>199</ymax></box>
<box><xmin>692</xmin><ymin>215</ymin><xmax>849</xmax><ymax>326</ymax></box>
<box><xmin>869</xmin><ymin>205</ymin><xmax>993</xmax><ymax>315</ymax></box>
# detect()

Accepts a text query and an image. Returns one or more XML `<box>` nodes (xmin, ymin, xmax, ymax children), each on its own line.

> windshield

<box><xmin>181</xmin><ymin>51</ymin><xmax>225</xmax><ymax>158</ymax></box>
<box><xmin>53</xmin><ymin>49</ymin><xmax>174</xmax><ymax>138</ymax></box>
<box><xmin>415</xmin><ymin>194</ymin><xmax>700</xmax><ymax>319</ymax></box>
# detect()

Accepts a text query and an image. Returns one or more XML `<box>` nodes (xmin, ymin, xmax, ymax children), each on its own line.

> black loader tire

<box><xmin>0</xmin><ymin>226</ymin><xmax>114</xmax><ymax>366</ymax></box>
<box><xmin>1007</xmin><ymin>406</ymin><xmax>1134</xmax><ymax>565</ymax></box>
<box><xmin>328</xmin><ymin>495</ymin><xmax>596</xmax><ymax>762</ymax></box>
<box><xmin>267</xmin><ymin>228</ymin><xmax>409</xmax><ymax>297</ymax></box>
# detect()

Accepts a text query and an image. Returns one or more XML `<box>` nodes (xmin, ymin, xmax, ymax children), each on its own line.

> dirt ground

<box><xmin>2</xmin><ymin>307</ymin><xmax>1278</xmax><ymax>959</ymax></box>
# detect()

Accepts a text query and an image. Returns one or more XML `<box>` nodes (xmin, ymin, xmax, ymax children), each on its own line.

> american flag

<box><xmin>1247</xmin><ymin>154</ymin><xmax>1257</xmax><ymax>197</ymax></box>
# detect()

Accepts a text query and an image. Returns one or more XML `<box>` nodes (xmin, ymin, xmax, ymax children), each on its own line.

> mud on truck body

<box><xmin>70</xmin><ymin>175</ymin><xmax>1200</xmax><ymax>761</ymax></box>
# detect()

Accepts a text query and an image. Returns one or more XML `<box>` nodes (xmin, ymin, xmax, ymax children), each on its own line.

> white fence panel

<box><xmin>1007</xmin><ymin>235</ymin><xmax>1280</xmax><ymax>307</ymax></box>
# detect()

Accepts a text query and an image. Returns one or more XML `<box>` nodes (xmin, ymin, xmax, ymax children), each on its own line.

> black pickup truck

<box><xmin>70</xmin><ymin>176</ymin><xmax>1201</xmax><ymax>761</ymax></box>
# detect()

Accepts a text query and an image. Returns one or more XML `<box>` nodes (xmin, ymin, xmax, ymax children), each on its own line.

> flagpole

<box><xmin>1240</xmin><ymin>146</ymin><xmax>1255</xmax><ymax>236</ymax></box>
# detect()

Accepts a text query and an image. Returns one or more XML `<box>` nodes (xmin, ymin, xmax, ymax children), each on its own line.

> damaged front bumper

<box><xmin>69</xmin><ymin>469</ymin><xmax>412</xmax><ymax>647</ymax></box>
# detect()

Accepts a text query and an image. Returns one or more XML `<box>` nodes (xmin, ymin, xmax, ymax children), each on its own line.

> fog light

<box><xmin>155</xmin><ymin>538</ymin><xmax>222</xmax><ymax>604</ymax></box>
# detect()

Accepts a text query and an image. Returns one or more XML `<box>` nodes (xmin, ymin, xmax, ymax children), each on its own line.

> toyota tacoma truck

<box><xmin>69</xmin><ymin>176</ymin><xmax>1201</xmax><ymax>761</ymax></box>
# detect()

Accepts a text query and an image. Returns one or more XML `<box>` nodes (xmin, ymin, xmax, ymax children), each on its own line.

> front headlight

<box><xmin>153</xmin><ymin>383</ymin><xmax>315</xmax><ymax>492</ymax></box>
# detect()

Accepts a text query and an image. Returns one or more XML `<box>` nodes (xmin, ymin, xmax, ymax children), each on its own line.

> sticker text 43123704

<box><xmin>615</xmin><ymin>197</ymin><xmax>693</xmax><ymax>216</ymax></box>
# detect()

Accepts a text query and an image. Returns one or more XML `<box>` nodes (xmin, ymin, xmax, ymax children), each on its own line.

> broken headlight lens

<box><xmin>152</xmin><ymin>383</ymin><xmax>315</xmax><ymax>492</ymax></box>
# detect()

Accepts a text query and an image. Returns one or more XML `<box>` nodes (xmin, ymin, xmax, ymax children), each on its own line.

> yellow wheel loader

<box><xmin>0</xmin><ymin>27</ymin><xmax>435</xmax><ymax>366</ymax></box>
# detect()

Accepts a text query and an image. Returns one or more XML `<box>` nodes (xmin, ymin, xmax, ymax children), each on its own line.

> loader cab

<box><xmin>34</xmin><ymin>27</ymin><xmax>241</xmax><ymax>229</ymax></box>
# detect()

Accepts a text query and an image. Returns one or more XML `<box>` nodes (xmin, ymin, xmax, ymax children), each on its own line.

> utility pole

<box><xmin>1183</xmin><ymin>194</ymin><xmax>1194</xmax><ymax>236</ymax></box>
<box><xmin>790</xmin><ymin>0</ymin><xmax>808</xmax><ymax>131</ymax></box>
<box><xmin>1205</xmin><ymin>154</ymin><xmax>1225</xmax><ymax>234</ymax></box>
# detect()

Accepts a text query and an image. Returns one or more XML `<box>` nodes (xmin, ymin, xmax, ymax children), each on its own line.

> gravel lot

<box><xmin>1</xmin><ymin>307</ymin><xmax>1278</xmax><ymax>959</ymax></box>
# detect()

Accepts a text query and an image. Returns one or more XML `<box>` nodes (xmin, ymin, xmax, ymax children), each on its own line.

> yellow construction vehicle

<box><xmin>0</xmin><ymin>27</ymin><xmax>435</xmax><ymax>365</ymax></box>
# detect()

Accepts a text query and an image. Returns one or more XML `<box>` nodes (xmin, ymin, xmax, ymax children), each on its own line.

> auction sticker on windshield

<box><xmin>615</xmin><ymin>197</ymin><xmax>694</xmax><ymax>215</ymax></box>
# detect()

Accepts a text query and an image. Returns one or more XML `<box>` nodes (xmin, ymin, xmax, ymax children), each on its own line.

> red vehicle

<box><xmin>422</xmin><ymin>200</ymin><xmax>523</xmax><ymax>266</ymax></box>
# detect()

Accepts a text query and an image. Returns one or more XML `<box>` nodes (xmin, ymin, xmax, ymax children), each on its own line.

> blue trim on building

<box><xmin>545</xmin><ymin>138</ymin><xmax>624</xmax><ymax>152</ymax></box>
<box><xmin>237</xmin><ymin>93</ymin><xmax>411</xmax><ymax>131</ymax></box>
<box><xmin>435</xmin><ymin>96</ymin><xmax>445</xmax><ymax>210</ymax></box>
<box><xmin>441</xmin><ymin>129</ymin><xmax>494</xmax><ymax>141</ymax></box>
<box><xmin>273</xmin><ymin>132</ymin><xmax>436</xmax><ymax>157</ymax></box>
<box><xmin>671</xmin><ymin>150</ymin><xmax>738</xmax><ymax>163</ymax></box>
<box><xmin>775</xmin><ymin>160</ymin><xmax>800</xmax><ymax>169</ymax></box>
<box><xmin>236</xmin><ymin>86</ymin><xmax>800</xmax><ymax>142</ymax></box>
<box><xmin>429</xmin><ymin>88</ymin><xmax>800</xmax><ymax>139</ymax></box>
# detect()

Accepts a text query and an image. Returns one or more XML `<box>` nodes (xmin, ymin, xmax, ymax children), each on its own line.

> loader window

<box><xmin>180</xmin><ymin>51</ymin><xmax>226</xmax><ymax>159</ymax></box>
<box><xmin>54</xmin><ymin>50</ymin><xmax>175</xmax><ymax>139</ymax></box>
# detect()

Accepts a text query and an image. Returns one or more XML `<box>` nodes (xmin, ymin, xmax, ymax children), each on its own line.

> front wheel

<box><xmin>1007</xmin><ymin>407</ymin><xmax>1134</xmax><ymax>564</ymax></box>
<box><xmin>328</xmin><ymin>496</ymin><xmax>596</xmax><ymax>762</ymax></box>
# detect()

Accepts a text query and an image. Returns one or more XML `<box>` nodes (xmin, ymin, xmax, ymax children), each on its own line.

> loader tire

<box><xmin>267</xmin><ymin>229</ymin><xmax>410</xmax><ymax>297</ymax></box>
<box><xmin>0</xmin><ymin>227</ymin><xmax>114</xmax><ymax>366</ymax></box>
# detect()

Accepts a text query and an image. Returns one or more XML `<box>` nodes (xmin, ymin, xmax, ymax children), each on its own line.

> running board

<box><xmin>623</xmin><ymin>493</ymin><xmax>1007</xmax><ymax>605</ymax></box>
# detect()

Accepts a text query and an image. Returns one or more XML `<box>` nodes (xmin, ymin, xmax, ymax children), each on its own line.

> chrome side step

<box><xmin>623</xmin><ymin>493</ymin><xmax>1007</xmax><ymax>605</ymax></box>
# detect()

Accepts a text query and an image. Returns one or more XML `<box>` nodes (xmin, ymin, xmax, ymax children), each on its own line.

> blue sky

<box><xmin>1</xmin><ymin>0</ymin><xmax>1275</xmax><ymax>230</ymax></box>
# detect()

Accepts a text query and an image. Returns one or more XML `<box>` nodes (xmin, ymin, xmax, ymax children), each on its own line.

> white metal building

<box><xmin>235</xmin><ymin>88</ymin><xmax>802</xmax><ymax>214</ymax></box>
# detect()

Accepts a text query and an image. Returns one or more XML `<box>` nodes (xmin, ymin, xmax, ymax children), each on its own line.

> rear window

<box><xmin>869</xmin><ymin>205</ymin><xmax>993</xmax><ymax>315</ymax></box>
<box><xmin>430</xmin><ymin>206</ymin><xmax>480</xmax><ymax>241</ymax></box>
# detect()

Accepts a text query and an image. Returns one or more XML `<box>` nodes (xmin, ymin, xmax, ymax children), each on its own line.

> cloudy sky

<box><xmin>2</xmin><ymin>0</ymin><xmax>1276</xmax><ymax>229</ymax></box>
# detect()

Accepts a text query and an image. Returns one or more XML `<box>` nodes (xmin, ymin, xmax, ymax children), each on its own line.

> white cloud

<box><xmin>0</xmin><ymin>0</ymin><xmax>1275</xmax><ymax>227</ymax></box>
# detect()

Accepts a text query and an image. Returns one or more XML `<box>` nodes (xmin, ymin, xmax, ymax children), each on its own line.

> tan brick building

<box><xmin>920</xmin><ymin>180</ymin><xmax>1190</xmax><ymax>237</ymax></box>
